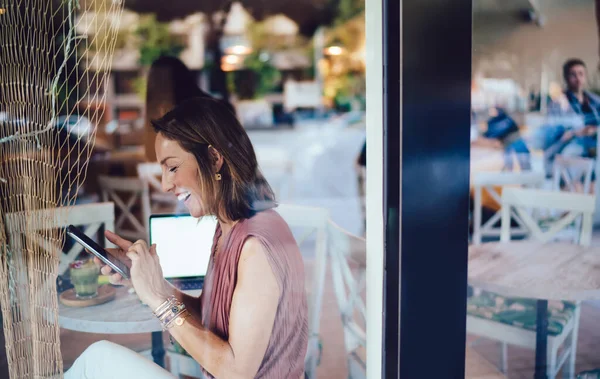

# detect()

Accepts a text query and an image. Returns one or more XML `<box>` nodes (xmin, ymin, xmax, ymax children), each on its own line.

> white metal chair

<box><xmin>467</xmin><ymin>188</ymin><xmax>596</xmax><ymax>378</ymax></box>
<box><xmin>136</xmin><ymin>162</ymin><xmax>182</xmax><ymax>205</ymax></box>
<box><xmin>98</xmin><ymin>175</ymin><xmax>148</xmax><ymax>241</ymax></box>
<box><xmin>328</xmin><ymin>220</ymin><xmax>366</xmax><ymax>379</ymax></box>
<box><xmin>136</xmin><ymin>163</ymin><xmax>183</xmax><ymax>232</ymax></box>
<box><xmin>4</xmin><ymin>202</ymin><xmax>115</xmax><ymax>311</ymax></box>
<box><xmin>255</xmin><ymin>146</ymin><xmax>295</xmax><ymax>201</ymax></box>
<box><xmin>550</xmin><ymin>155</ymin><xmax>595</xmax><ymax>241</ymax></box>
<box><xmin>472</xmin><ymin>171</ymin><xmax>545</xmax><ymax>245</ymax></box>
<box><xmin>275</xmin><ymin>204</ymin><xmax>329</xmax><ymax>379</ymax></box>
<box><xmin>165</xmin><ymin>204</ymin><xmax>330</xmax><ymax>379</ymax></box>
<box><xmin>553</xmin><ymin>155</ymin><xmax>594</xmax><ymax>195</ymax></box>
<box><xmin>5</xmin><ymin>202</ymin><xmax>115</xmax><ymax>276</ymax></box>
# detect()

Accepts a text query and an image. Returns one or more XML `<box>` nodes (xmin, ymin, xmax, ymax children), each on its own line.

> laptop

<box><xmin>149</xmin><ymin>214</ymin><xmax>218</xmax><ymax>293</ymax></box>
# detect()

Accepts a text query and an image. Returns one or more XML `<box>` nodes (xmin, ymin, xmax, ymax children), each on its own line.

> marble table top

<box><xmin>58</xmin><ymin>287</ymin><xmax>201</xmax><ymax>334</ymax></box>
<box><xmin>59</xmin><ymin>287</ymin><xmax>160</xmax><ymax>334</ymax></box>
<box><xmin>469</xmin><ymin>241</ymin><xmax>600</xmax><ymax>302</ymax></box>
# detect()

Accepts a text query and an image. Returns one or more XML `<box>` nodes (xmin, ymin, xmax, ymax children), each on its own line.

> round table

<box><xmin>58</xmin><ymin>286</ymin><xmax>166</xmax><ymax>367</ymax></box>
<box><xmin>469</xmin><ymin>241</ymin><xmax>600</xmax><ymax>379</ymax></box>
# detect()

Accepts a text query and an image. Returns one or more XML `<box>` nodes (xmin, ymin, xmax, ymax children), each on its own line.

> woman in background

<box><xmin>144</xmin><ymin>56</ymin><xmax>235</xmax><ymax>162</ymax></box>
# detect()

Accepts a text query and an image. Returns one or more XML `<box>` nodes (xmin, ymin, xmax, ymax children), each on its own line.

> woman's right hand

<box><xmin>93</xmin><ymin>230</ymin><xmax>133</xmax><ymax>286</ymax></box>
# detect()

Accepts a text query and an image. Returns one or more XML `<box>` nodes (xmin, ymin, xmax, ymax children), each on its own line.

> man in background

<box><xmin>550</xmin><ymin>58</ymin><xmax>600</xmax><ymax>158</ymax></box>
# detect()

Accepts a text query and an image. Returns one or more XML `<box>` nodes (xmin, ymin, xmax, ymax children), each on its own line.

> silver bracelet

<box><xmin>153</xmin><ymin>296</ymin><xmax>176</xmax><ymax>317</ymax></box>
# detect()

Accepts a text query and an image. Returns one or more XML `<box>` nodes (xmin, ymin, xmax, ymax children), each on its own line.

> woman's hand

<box><xmin>126</xmin><ymin>240</ymin><xmax>172</xmax><ymax>310</ymax></box>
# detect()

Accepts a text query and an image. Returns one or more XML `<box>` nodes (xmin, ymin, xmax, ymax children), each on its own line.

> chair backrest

<box><xmin>274</xmin><ymin>204</ymin><xmax>329</xmax><ymax>379</ymax></box>
<box><xmin>98</xmin><ymin>175</ymin><xmax>148</xmax><ymax>241</ymax></box>
<box><xmin>327</xmin><ymin>220</ymin><xmax>366</xmax><ymax>379</ymax></box>
<box><xmin>553</xmin><ymin>155</ymin><xmax>595</xmax><ymax>194</ymax></box>
<box><xmin>255</xmin><ymin>147</ymin><xmax>295</xmax><ymax>201</ymax></box>
<box><xmin>500</xmin><ymin>188</ymin><xmax>596</xmax><ymax>246</ymax></box>
<box><xmin>136</xmin><ymin>162</ymin><xmax>185</xmax><ymax>223</ymax></box>
<box><xmin>4</xmin><ymin>202</ymin><xmax>115</xmax><ymax>275</ymax></box>
<box><xmin>137</xmin><ymin>162</ymin><xmax>163</xmax><ymax>194</ymax></box>
<box><xmin>472</xmin><ymin>171</ymin><xmax>545</xmax><ymax>245</ymax></box>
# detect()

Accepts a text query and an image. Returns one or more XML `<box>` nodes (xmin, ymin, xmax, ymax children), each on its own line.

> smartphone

<box><xmin>66</xmin><ymin>225</ymin><xmax>130</xmax><ymax>279</ymax></box>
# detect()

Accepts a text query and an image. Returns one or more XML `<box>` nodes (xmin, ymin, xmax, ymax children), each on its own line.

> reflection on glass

<box><xmin>51</xmin><ymin>1</ymin><xmax>368</xmax><ymax>378</ymax></box>
<box><xmin>468</xmin><ymin>2</ymin><xmax>600</xmax><ymax>377</ymax></box>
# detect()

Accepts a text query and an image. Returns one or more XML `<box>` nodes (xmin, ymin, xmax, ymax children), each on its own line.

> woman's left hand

<box><xmin>127</xmin><ymin>240</ymin><xmax>172</xmax><ymax>310</ymax></box>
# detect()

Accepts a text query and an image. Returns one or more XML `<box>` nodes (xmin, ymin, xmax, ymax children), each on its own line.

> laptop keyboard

<box><xmin>169</xmin><ymin>279</ymin><xmax>203</xmax><ymax>291</ymax></box>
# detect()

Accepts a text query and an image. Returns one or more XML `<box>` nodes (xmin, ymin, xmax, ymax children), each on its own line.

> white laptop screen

<box><xmin>149</xmin><ymin>215</ymin><xmax>217</xmax><ymax>279</ymax></box>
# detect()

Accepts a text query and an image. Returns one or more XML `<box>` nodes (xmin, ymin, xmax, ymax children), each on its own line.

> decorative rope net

<box><xmin>0</xmin><ymin>0</ymin><xmax>123</xmax><ymax>377</ymax></box>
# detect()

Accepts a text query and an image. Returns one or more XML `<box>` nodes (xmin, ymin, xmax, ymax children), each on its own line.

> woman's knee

<box><xmin>83</xmin><ymin>340</ymin><xmax>118</xmax><ymax>358</ymax></box>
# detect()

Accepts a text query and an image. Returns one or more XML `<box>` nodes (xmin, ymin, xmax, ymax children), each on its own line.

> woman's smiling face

<box><xmin>155</xmin><ymin>132</ymin><xmax>206</xmax><ymax>218</ymax></box>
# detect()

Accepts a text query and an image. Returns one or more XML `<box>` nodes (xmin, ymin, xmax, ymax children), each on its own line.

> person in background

<box><xmin>473</xmin><ymin>107</ymin><xmax>531</xmax><ymax>171</ymax></box>
<box><xmin>144</xmin><ymin>56</ymin><xmax>235</xmax><ymax>162</ymax></box>
<box><xmin>549</xmin><ymin>58</ymin><xmax>600</xmax><ymax>158</ymax></box>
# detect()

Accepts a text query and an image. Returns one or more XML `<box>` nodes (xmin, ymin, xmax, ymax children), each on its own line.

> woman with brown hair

<box><xmin>65</xmin><ymin>97</ymin><xmax>308</xmax><ymax>379</ymax></box>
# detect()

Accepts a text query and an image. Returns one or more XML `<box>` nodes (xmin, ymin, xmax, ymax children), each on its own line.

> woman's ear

<box><xmin>208</xmin><ymin>145</ymin><xmax>224</xmax><ymax>173</ymax></box>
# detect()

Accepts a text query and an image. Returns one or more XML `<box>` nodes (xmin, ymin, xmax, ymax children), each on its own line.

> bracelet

<box><xmin>165</xmin><ymin>310</ymin><xmax>191</xmax><ymax>330</ymax></box>
<box><xmin>153</xmin><ymin>296</ymin><xmax>180</xmax><ymax>320</ymax></box>
<box><xmin>165</xmin><ymin>309</ymin><xmax>189</xmax><ymax>329</ymax></box>
<box><xmin>153</xmin><ymin>296</ymin><xmax>176</xmax><ymax>317</ymax></box>
<box><xmin>159</xmin><ymin>303</ymin><xmax>185</xmax><ymax>325</ymax></box>
<box><xmin>152</xmin><ymin>296</ymin><xmax>187</xmax><ymax>330</ymax></box>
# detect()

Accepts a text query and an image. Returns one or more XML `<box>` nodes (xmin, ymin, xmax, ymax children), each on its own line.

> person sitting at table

<box><xmin>472</xmin><ymin>107</ymin><xmax>531</xmax><ymax>171</ymax></box>
<box><xmin>144</xmin><ymin>56</ymin><xmax>235</xmax><ymax>162</ymax></box>
<box><xmin>547</xmin><ymin>58</ymin><xmax>600</xmax><ymax>159</ymax></box>
<box><xmin>65</xmin><ymin>97</ymin><xmax>308</xmax><ymax>379</ymax></box>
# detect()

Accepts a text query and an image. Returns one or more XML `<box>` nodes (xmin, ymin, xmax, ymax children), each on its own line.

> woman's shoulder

<box><xmin>245</xmin><ymin>208</ymin><xmax>286</xmax><ymax>229</ymax></box>
<box><xmin>239</xmin><ymin>208</ymin><xmax>296</xmax><ymax>250</ymax></box>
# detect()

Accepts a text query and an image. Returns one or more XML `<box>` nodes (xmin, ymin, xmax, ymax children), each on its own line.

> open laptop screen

<box><xmin>149</xmin><ymin>214</ymin><xmax>217</xmax><ymax>279</ymax></box>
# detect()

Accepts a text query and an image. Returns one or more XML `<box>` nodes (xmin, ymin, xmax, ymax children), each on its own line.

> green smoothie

<box><xmin>70</xmin><ymin>260</ymin><xmax>99</xmax><ymax>299</ymax></box>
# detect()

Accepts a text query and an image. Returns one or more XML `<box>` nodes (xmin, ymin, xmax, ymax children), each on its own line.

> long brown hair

<box><xmin>151</xmin><ymin>97</ymin><xmax>276</xmax><ymax>221</ymax></box>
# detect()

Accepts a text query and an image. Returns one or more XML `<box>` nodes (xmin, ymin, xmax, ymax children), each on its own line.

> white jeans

<box><xmin>64</xmin><ymin>340</ymin><xmax>175</xmax><ymax>379</ymax></box>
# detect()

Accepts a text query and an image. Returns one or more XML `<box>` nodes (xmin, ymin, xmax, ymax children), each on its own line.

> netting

<box><xmin>0</xmin><ymin>0</ymin><xmax>123</xmax><ymax>377</ymax></box>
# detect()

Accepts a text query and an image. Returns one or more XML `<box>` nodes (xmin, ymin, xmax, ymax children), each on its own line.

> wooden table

<box><xmin>469</xmin><ymin>241</ymin><xmax>600</xmax><ymax>379</ymax></box>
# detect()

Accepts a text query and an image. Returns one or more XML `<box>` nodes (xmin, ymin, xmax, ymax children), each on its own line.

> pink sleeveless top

<box><xmin>198</xmin><ymin>209</ymin><xmax>308</xmax><ymax>378</ymax></box>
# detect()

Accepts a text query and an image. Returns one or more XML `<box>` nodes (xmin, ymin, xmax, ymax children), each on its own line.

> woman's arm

<box><xmin>164</xmin><ymin>237</ymin><xmax>280</xmax><ymax>378</ymax></box>
<box><xmin>165</xmin><ymin>281</ymin><xmax>203</xmax><ymax>319</ymax></box>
